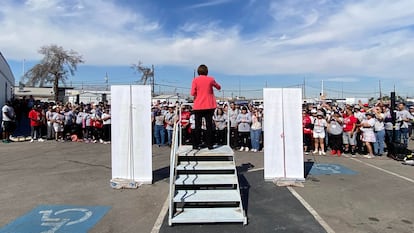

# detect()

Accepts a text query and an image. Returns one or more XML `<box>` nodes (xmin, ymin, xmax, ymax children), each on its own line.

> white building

<box><xmin>0</xmin><ymin>52</ymin><xmax>15</xmax><ymax>107</ymax></box>
<box><xmin>66</xmin><ymin>89</ymin><xmax>111</xmax><ymax>105</ymax></box>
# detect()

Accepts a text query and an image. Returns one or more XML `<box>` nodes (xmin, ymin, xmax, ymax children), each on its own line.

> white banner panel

<box><xmin>111</xmin><ymin>85</ymin><xmax>152</xmax><ymax>184</ymax></box>
<box><xmin>264</xmin><ymin>88</ymin><xmax>304</xmax><ymax>181</ymax></box>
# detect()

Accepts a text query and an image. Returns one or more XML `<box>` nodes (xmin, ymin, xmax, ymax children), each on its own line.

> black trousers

<box><xmin>193</xmin><ymin>109</ymin><xmax>214</xmax><ymax>148</ymax></box>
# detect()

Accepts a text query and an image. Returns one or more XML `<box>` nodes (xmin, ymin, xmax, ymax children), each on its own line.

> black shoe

<box><xmin>208</xmin><ymin>146</ymin><xmax>214</xmax><ymax>150</ymax></box>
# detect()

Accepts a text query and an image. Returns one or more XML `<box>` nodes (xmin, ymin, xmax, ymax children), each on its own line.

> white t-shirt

<box><xmin>102</xmin><ymin>113</ymin><xmax>111</xmax><ymax>125</ymax></box>
<box><xmin>2</xmin><ymin>105</ymin><xmax>14</xmax><ymax>121</ymax></box>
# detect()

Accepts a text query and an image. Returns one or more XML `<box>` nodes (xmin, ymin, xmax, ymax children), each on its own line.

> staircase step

<box><xmin>175</xmin><ymin>174</ymin><xmax>237</xmax><ymax>185</ymax></box>
<box><xmin>171</xmin><ymin>207</ymin><xmax>245</xmax><ymax>224</ymax></box>
<box><xmin>177</xmin><ymin>145</ymin><xmax>234</xmax><ymax>157</ymax></box>
<box><xmin>174</xmin><ymin>189</ymin><xmax>240</xmax><ymax>203</ymax></box>
<box><xmin>177</xmin><ymin>161</ymin><xmax>235</xmax><ymax>171</ymax></box>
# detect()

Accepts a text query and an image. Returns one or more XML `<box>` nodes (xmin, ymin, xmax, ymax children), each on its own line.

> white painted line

<box><xmin>248</xmin><ymin>167</ymin><xmax>335</xmax><ymax>232</ymax></box>
<box><xmin>287</xmin><ymin>187</ymin><xmax>336</xmax><ymax>233</ymax></box>
<box><xmin>150</xmin><ymin>196</ymin><xmax>170</xmax><ymax>233</ymax></box>
<box><xmin>248</xmin><ymin>167</ymin><xmax>264</xmax><ymax>172</ymax></box>
<box><xmin>350</xmin><ymin>158</ymin><xmax>414</xmax><ymax>184</ymax></box>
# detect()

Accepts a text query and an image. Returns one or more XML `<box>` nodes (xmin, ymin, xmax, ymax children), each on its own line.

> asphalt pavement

<box><xmin>0</xmin><ymin>140</ymin><xmax>413</xmax><ymax>233</ymax></box>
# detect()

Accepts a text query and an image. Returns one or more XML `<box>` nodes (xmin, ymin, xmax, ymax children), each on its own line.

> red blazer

<box><xmin>191</xmin><ymin>75</ymin><xmax>221</xmax><ymax>110</ymax></box>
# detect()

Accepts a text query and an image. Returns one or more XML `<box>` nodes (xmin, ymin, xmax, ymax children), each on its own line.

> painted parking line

<box><xmin>287</xmin><ymin>187</ymin><xmax>335</xmax><ymax>233</ymax></box>
<box><xmin>350</xmin><ymin>158</ymin><xmax>414</xmax><ymax>184</ymax></box>
<box><xmin>0</xmin><ymin>205</ymin><xmax>111</xmax><ymax>233</ymax></box>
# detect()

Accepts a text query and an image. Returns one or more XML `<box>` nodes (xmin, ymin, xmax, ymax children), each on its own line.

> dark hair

<box><xmin>197</xmin><ymin>64</ymin><xmax>208</xmax><ymax>75</ymax></box>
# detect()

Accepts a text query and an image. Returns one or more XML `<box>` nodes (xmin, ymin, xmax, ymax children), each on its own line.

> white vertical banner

<box><xmin>111</xmin><ymin>85</ymin><xmax>152</xmax><ymax>184</ymax></box>
<box><xmin>264</xmin><ymin>88</ymin><xmax>304</xmax><ymax>181</ymax></box>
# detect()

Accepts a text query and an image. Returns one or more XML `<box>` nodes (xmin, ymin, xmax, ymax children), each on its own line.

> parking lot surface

<box><xmin>0</xmin><ymin>141</ymin><xmax>413</xmax><ymax>233</ymax></box>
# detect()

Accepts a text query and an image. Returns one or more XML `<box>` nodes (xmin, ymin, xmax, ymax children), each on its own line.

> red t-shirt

<box><xmin>180</xmin><ymin>111</ymin><xmax>191</xmax><ymax>126</ymax></box>
<box><xmin>343</xmin><ymin>114</ymin><xmax>357</xmax><ymax>132</ymax></box>
<box><xmin>28</xmin><ymin>109</ymin><xmax>41</xmax><ymax>127</ymax></box>
<box><xmin>302</xmin><ymin>115</ymin><xmax>312</xmax><ymax>134</ymax></box>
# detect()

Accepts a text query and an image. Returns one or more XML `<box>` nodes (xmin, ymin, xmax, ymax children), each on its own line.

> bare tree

<box><xmin>24</xmin><ymin>44</ymin><xmax>84</xmax><ymax>102</ymax></box>
<box><xmin>131</xmin><ymin>61</ymin><xmax>155</xmax><ymax>95</ymax></box>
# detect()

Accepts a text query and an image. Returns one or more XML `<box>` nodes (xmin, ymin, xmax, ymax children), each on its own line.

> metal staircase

<box><xmin>168</xmin><ymin>105</ymin><xmax>247</xmax><ymax>226</ymax></box>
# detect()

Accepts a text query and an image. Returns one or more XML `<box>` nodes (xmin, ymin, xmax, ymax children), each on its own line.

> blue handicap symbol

<box><xmin>309</xmin><ymin>163</ymin><xmax>357</xmax><ymax>175</ymax></box>
<box><xmin>0</xmin><ymin>205</ymin><xmax>111</xmax><ymax>233</ymax></box>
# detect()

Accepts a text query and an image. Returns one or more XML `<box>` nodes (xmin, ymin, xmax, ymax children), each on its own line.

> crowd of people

<box><xmin>1</xmin><ymin>95</ymin><xmax>111</xmax><ymax>144</ymax></box>
<box><xmin>3</xmin><ymin>94</ymin><xmax>414</xmax><ymax>159</ymax></box>
<box><xmin>151</xmin><ymin>99</ymin><xmax>414</xmax><ymax>158</ymax></box>
<box><xmin>302</xmin><ymin>101</ymin><xmax>414</xmax><ymax>158</ymax></box>
<box><xmin>151</xmin><ymin>100</ymin><xmax>264</xmax><ymax>152</ymax></box>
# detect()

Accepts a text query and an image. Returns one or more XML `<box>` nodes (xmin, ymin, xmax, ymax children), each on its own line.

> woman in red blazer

<box><xmin>191</xmin><ymin>64</ymin><xmax>221</xmax><ymax>149</ymax></box>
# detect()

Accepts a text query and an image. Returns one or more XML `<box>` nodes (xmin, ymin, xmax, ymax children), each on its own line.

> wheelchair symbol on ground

<box><xmin>0</xmin><ymin>205</ymin><xmax>111</xmax><ymax>233</ymax></box>
<box><xmin>309</xmin><ymin>163</ymin><xmax>357</xmax><ymax>175</ymax></box>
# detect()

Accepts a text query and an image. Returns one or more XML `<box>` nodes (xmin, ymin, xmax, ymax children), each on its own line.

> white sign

<box><xmin>264</xmin><ymin>88</ymin><xmax>304</xmax><ymax>181</ymax></box>
<box><xmin>111</xmin><ymin>85</ymin><xmax>153</xmax><ymax>184</ymax></box>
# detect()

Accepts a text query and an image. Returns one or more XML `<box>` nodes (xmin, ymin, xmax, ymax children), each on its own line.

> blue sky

<box><xmin>1</xmin><ymin>0</ymin><xmax>414</xmax><ymax>99</ymax></box>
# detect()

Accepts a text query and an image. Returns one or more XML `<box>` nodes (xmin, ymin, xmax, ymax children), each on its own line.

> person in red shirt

<box><xmin>190</xmin><ymin>64</ymin><xmax>221</xmax><ymax>150</ymax></box>
<box><xmin>179</xmin><ymin>105</ymin><xmax>191</xmax><ymax>144</ymax></box>
<box><xmin>302</xmin><ymin>110</ymin><xmax>313</xmax><ymax>154</ymax></box>
<box><xmin>342</xmin><ymin>107</ymin><xmax>357</xmax><ymax>155</ymax></box>
<box><xmin>28</xmin><ymin>105</ymin><xmax>44</xmax><ymax>142</ymax></box>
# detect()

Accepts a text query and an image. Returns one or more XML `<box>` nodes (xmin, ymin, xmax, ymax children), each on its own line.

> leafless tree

<box><xmin>24</xmin><ymin>44</ymin><xmax>84</xmax><ymax>102</ymax></box>
<box><xmin>131</xmin><ymin>61</ymin><xmax>155</xmax><ymax>96</ymax></box>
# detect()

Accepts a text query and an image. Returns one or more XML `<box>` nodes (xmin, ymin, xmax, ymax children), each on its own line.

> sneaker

<box><xmin>344</xmin><ymin>154</ymin><xmax>350</xmax><ymax>158</ymax></box>
<box><xmin>93</xmin><ymin>140</ymin><xmax>97</xmax><ymax>143</ymax></box>
<box><xmin>313</xmin><ymin>150</ymin><xmax>319</xmax><ymax>154</ymax></box>
<box><xmin>245</xmin><ymin>147</ymin><xmax>249</xmax><ymax>152</ymax></box>
<box><xmin>38</xmin><ymin>138</ymin><xmax>44</xmax><ymax>142</ymax></box>
<box><xmin>305</xmin><ymin>152</ymin><xmax>309</xmax><ymax>155</ymax></box>
<box><xmin>330</xmin><ymin>150</ymin><xmax>337</xmax><ymax>155</ymax></box>
<box><xmin>30</xmin><ymin>139</ymin><xmax>34</xmax><ymax>143</ymax></box>
<box><xmin>321</xmin><ymin>151</ymin><xmax>326</xmax><ymax>156</ymax></box>
<box><xmin>363</xmin><ymin>154</ymin><xmax>374</xmax><ymax>159</ymax></box>
<box><xmin>99</xmin><ymin>139</ymin><xmax>104</xmax><ymax>144</ymax></box>
<box><xmin>239</xmin><ymin>147</ymin><xmax>244</xmax><ymax>152</ymax></box>
<box><xmin>337</xmin><ymin>151</ymin><xmax>342</xmax><ymax>157</ymax></box>
<box><xmin>318</xmin><ymin>151</ymin><xmax>322</xmax><ymax>155</ymax></box>
<box><xmin>351</xmin><ymin>154</ymin><xmax>357</xmax><ymax>158</ymax></box>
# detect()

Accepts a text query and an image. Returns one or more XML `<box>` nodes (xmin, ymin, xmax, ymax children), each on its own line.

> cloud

<box><xmin>325</xmin><ymin>77</ymin><xmax>359</xmax><ymax>83</ymax></box>
<box><xmin>0</xmin><ymin>0</ymin><xmax>414</xmax><ymax>94</ymax></box>
<box><xmin>184</xmin><ymin>0</ymin><xmax>233</xmax><ymax>10</ymax></box>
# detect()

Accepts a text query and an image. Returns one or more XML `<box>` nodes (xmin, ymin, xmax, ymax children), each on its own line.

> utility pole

<box><xmin>379</xmin><ymin>80</ymin><xmax>382</xmax><ymax>99</ymax></box>
<box><xmin>104</xmin><ymin>72</ymin><xmax>109</xmax><ymax>91</ymax></box>
<box><xmin>238</xmin><ymin>79</ymin><xmax>241</xmax><ymax>98</ymax></box>
<box><xmin>303</xmin><ymin>77</ymin><xmax>306</xmax><ymax>99</ymax></box>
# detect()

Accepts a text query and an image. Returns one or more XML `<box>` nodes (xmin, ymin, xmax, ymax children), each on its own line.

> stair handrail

<box><xmin>168</xmin><ymin>107</ymin><xmax>180</xmax><ymax>226</ymax></box>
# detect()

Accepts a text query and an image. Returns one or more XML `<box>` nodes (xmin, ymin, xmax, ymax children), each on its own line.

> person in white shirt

<box><xmin>236</xmin><ymin>106</ymin><xmax>252</xmax><ymax>152</ymax></box>
<box><xmin>395</xmin><ymin>102</ymin><xmax>414</xmax><ymax>147</ymax></box>
<box><xmin>360</xmin><ymin>112</ymin><xmax>376</xmax><ymax>158</ymax></box>
<box><xmin>101</xmin><ymin>108</ymin><xmax>111</xmax><ymax>143</ymax></box>
<box><xmin>52</xmin><ymin>107</ymin><xmax>65</xmax><ymax>142</ymax></box>
<box><xmin>2</xmin><ymin>101</ymin><xmax>15</xmax><ymax>143</ymax></box>
<box><xmin>164</xmin><ymin>105</ymin><xmax>176</xmax><ymax>146</ymax></box>
<box><xmin>313</xmin><ymin>111</ymin><xmax>327</xmax><ymax>155</ymax></box>
<box><xmin>373</xmin><ymin>107</ymin><xmax>385</xmax><ymax>156</ymax></box>
<box><xmin>228</xmin><ymin>102</ymin><xmax>239</xmax><ymax>149</ymax></box>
